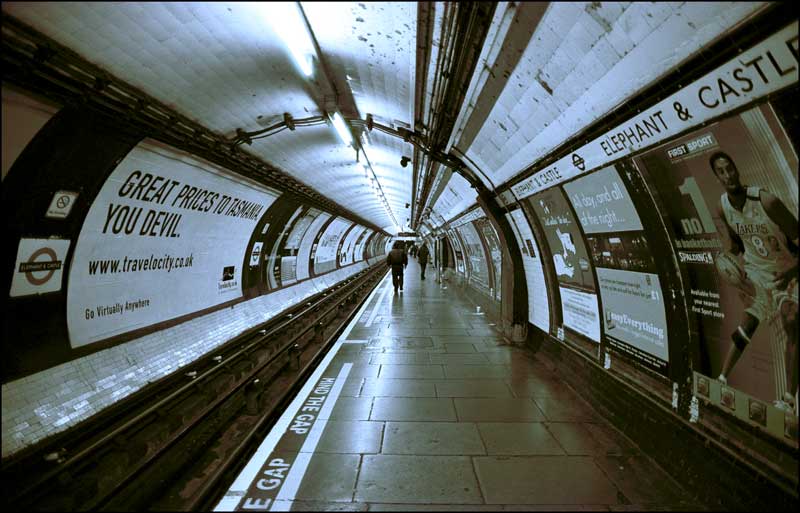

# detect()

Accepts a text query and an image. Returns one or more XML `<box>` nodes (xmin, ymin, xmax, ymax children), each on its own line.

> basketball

<box><xmin>715</xmin><ymin>252</ymin><xmax>745</xmax><ymax>285</ymax></box>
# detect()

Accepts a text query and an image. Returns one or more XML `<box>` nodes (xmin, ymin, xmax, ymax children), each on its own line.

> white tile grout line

<box><xmin>214</xmin><ymin>270</ymin><xmax>387</xmax><ymax>511</ymax></box>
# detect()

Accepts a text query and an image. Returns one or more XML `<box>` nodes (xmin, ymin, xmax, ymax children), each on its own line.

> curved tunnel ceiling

<box><xmin>2</xmin><ymin>1</ymin><xmax>418</xmax><ymax>234</ymax></box>
<box><xmin>2</xmin><ymin>2</ymin><xmax>770</xmax><ymax>234</ymax></box>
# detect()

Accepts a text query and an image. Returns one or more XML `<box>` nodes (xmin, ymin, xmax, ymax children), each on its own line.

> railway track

<box><xmin>1</xmin><ymin>265</ymin><xmax>387</xmax><ymax>511</ymax></box>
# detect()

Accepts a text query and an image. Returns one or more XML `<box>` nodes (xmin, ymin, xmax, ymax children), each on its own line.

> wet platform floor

<box><xmin>216</xmin><ymin>260</ymin><xmax>705</xmax><ymax>511</ymax></box>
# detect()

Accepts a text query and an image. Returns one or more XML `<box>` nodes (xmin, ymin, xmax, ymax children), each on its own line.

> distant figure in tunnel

<box><xmin>711</xmin><ymin>151</ymin><xmax>798</xmax><ymax>414</ymax></box>
<box><xmin>418</xmin><ymin>243</ymin><xmax>430</xmax><ymax>280</ymax></box>
<box><xmin>387</xmin><ymin>240</ymin><xmax>408</xmax><ymax>294</ymax></box>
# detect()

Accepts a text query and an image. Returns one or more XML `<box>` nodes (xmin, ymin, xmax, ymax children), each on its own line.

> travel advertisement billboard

<box><xmin>66</xmin><ymin>139</ymin><xmax>280</xmax><ymax>347</ymax></box>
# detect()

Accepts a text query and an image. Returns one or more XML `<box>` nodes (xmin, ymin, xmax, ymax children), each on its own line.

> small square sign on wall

<box><xmin>45</xmin><ymin>190</ymin><xmax>79</xmax><ymax>219</ymax></box>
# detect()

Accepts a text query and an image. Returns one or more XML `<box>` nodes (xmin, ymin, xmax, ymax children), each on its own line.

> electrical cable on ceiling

<box><xmin>231</xmin><ymin>115</ymin><xmax>326</xmax><ymax>146</ymax></box>
<box><xmin>249</xmin><ymin>126</ymin><xmax>289</xmax><ymax>141</ymax></box>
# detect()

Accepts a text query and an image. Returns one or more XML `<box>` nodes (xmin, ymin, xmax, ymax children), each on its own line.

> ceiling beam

<box><xmin>412</xmin><ymin>2</ymin><xmax>497</xmax><ymax>229</ymax></box>
<box><xmin>411</xmin><ymin>2</ymin><xmax>435</xmax><ymax>232</ymax></box>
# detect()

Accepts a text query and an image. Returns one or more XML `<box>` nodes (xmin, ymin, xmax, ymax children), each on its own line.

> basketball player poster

<box><xmin>633</xmin><ymin>103</ymin><xmax>798</xmax><ymax>431</ymax></box>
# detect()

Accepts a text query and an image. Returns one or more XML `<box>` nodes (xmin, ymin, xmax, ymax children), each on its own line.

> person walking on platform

<box><xmin>418</xmin><ymin>243</ymin><xmax>430</xmax><ymax>280</ymax></box>
<box><xmin>387</xmin><ymin>241</ymin><xmax>408</xmax><ymax>294</ymax></box>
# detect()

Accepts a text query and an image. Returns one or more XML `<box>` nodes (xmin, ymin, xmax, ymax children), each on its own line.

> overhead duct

<box><xmin>411</xmin><ymin>2</ymin><xmax>496</xmax><ymax>229</ymax></box>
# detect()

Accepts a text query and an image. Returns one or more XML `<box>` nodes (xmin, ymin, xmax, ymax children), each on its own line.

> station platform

<box><xmin>215</xmin><ymin>258</ymin><xmax>704</xmax><ymax>511</ymax></box>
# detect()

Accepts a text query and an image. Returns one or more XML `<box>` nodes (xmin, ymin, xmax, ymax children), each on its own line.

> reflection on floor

<box><xmin>222</xmin><ymin>259</ymin><xmax>705</xmax><ymax>511</ymax></box>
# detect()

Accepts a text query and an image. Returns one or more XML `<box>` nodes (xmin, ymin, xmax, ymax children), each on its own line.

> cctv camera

<box><xmin>400</xmin><ymin>156</ymin><xmax>410</xmax><ymax>168</ymax></box>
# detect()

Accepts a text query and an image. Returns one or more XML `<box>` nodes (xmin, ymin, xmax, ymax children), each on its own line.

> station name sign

<box><xmin>511</xmin><ymin>22</ymin><xmax>798</xmax><ymax>200</ymax></box>
<box><xmin>450</xmin><ymin>207</ymin><xmax>486</xmax><ymax>228</ymax></box>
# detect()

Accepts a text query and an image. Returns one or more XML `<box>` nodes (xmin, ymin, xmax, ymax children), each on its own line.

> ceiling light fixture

<box><xmin>358</xmin><ymin>144</ymin><xmax>400</xmax><ymax>229</ymax></box>
<box><xmin>265</xmin><ymin>2</ymin><xmax>315</xmax><ymax>77</ymax></box>
<box><xmin>330</xmin><ymin>112</ymin><xmax>353</xmax><ymax>147</ymax></box>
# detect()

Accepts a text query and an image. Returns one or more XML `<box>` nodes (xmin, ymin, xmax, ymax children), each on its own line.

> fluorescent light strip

<box><xmin>265</xmin><ymin>3</ymin><xmax>315</xmax><ymax>77</ymax></box>
<box><xmin>361</xmin><ymin>147</ymin><xmax>400</xmax><ymax>228</ymax></box>
<box><xmin>330</xmin><ymin>112</ymin><xmax>353</xmax><ymax>146</ymax></box>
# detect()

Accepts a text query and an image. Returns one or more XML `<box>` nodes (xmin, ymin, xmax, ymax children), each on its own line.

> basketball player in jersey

<box><xmin>712</xmin><ymin>151</ymin><xmax>798</xmax><ymax>413</ymax></box>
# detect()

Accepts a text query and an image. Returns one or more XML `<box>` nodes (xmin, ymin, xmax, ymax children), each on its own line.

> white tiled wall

<box><xmin>463</xmin><ymin>2</ymin><xmax>767</xmax><ymax>188</ymax></box>
<box><xmin>1</xmin><ymin>261</ymin><xmax>372</xmax><ymax>458</ymax></box>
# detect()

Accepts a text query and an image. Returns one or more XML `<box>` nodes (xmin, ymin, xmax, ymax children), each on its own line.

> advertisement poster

<box><xmin>507</xmin><ymin>210</ymin><xmax>551</xmax><ymax>334</ymax></box>
<box><xmin>457</xmin><ymin>222</ymin><xmax>490</xmax><ymax>292</ymax></box>
<box><xmin>262</xmin><ymin>202</ymin><xmax>304</xmax><ymax>291</ymax></box>
<box><xmin>353</xmin><ymin>229</ymin><xmax>374</xmax><ymax>264</ymax></box>
<box><xmin>363</xmin><ymin>232</ymin><xmax>379</xmax><ymax>262</ymax></box>
<box><xmin>476</xmin><ymin>218</ymin><xmax>503</xmax><ymax>300</ymax></box>
<box><xmin>449</xmin><ymin>229</ymin><xmax>466</xmax><ymax>274</ymax></box>
<box><xmin>564</xmin><ymin>165</ymin><xmax>669</xmax><ymax>373</ymax></box>
<box><xmin>275</xmin><ymin>207</ymin><xmax>319</xmax><ymax>286</ymax></box>
<box><xmin>66</xmin><ymin>139</ymin><xmax>280</xmax><ymax>347</ymax></box>
<box><xmin>296</xmin><ymin>212</ymin><xmax>331</xmax><ymax>281</ymax></box>
<box><xmin>527</xmin><ymin>188</ymin><xmax>601</xmax><ymax>342</ymax></box>
<box><xmin>339</xmin><ymin>225</ymin><xmax>367</xmax><ymax>266</ymax></box>
<box><xmin>313</xmin><ymin>217</ymin><xmax>353</xmax><ymax>275</ymax></box>
<box><xmin>634</xmin><ymin>103</ymin><xmax>798</xmax><ymax>410</ymax></box>
<box><xmin>594</xmin><ymin>269</ymin><xmax>667</xmax><ymax>365</ymax></box>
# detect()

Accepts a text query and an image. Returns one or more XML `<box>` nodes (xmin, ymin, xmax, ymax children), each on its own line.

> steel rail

<box><xmin>95</xmin><ymin>265</ymin><xmax>387</xmax><ymax>511</ymax></box>
<box><xmin>2</xmin><ymin>265</ymin><xmax>385</xmax><ymax>511</ymax></box>
<box><xmin>184</xmin><ymin>268</ymin><xmax>387</xmax><ymax>510</ymax></box>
